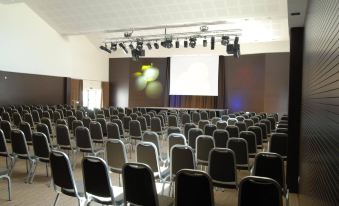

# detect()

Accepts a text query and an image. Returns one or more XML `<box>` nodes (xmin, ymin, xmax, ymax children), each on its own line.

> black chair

<box><xmin>238</xmin><ymin>176</ymin><xmax>282</xmax><ymax>206</ymax></box>
<box><xmin>196</xmin><ymin>135</ymin><xmax>215</xmax><ymax>168</ymax></box>
<box><xmin>10</xmin><ymin>129</ymin><xmax>37</xmax><ymax>183</ymax></box>
<box><xmin>75</xmin><ymin>110</ymin><xmax>84</xmax><ymax>121</ymax></box>
<box><xmin>184</xmin><ymin>123</ymin><xmax>196</xmax><ymax>140</ymax></box>
<box><xmin>0</xmin><ymin>129</ymin><xmax>14</xmax><ymax>171</ymax></box>
<box><xmin>1</xmin><ymin>112</ymin><xmax>11</xmax><ymax>122</ymax></box>
<box><xmin>55</xmin><ymin>124</ymin><xmax>77</xmax><ymax>166</ymax></box>
<box><xmin>75</xmin><ymin>126</ymin><xmax>103</xmax><ymax>156</ymax></box>
<box><xmin>89</xmin><ymin>121</ymin><xmax>104</xmax><ymax>144</ymax></box>
<box><xmin>23</xmin><ymin>113</ymin><xmax>35</xmax><ymax>128</ymax></box>
<box><xmin>181</xmin><ymin>113</ymin><xmax>191</xmax><ymax>126</ymax></box>
<box><xmin>122</xmin><ymin>116</ymin><xmax>132</xmax><ymax>133</ymax></box>
<box><xmin>269</xmin><ymin>133</ymin><xmax>288</xmax><ymax>159</ymax></box>
<box><xmin>200</xmin><ymin>111</ymin><xmax>209</xmax><ymax>120</ymax></box>
<box><xmin>19</xmin><ymin>121</ymin><xmax>33</xmax><ymax>145</ymax></box>
<box><xmin>168</xmin><ymin>115</ymin><xmax>178</xmax><ymax>127</ymax></box>
<box><xmin>216</xmin><ymin>121</ymin><xmax>227</xmax><ymax>130</ymax></box>
<box><xmin>31</xmin><ymin>132</ymin><xmax>51</xmax><ymax>183</ymax></box>
<box><xmin>122</xmin><ymin>162</ymin><xmax>174</xmax><ymax>206</ymax></box>
<box><xmin>209</xmin><ymin>111</ymin><xmax>216</xmax><ymax>119</ymax></box>
<box><xmin>72</xmin><ymin>120</ymin><xmax>83</xmax><ymax>133</ymax></box>
<box><xmin>227</xmin><ymin>138</ymin><xmax>250</xmax><ymax>170</ymax></box>
<box><xmin>192</xmin><ymin>112</ymin><xmax>201</xmax><ymax>125</ymax></box>
<box><xmin>82</xmin><ymin>116</ymin><xmax>91</xmax><ymax>129</ymax></box>
<box><xmin>49</xmin><ymin>150</ymin><xmax>86</xmax><ymax>206</ymax></box>
<box><xmin>255</xmin><ymin>122</ymin><xmax>268</xmax><ymax>143</ymax></box>
<box><xmin>248</xmin><ymin>126</ymin><xmax>263</xmax><ymax>150</ymax></box>
<box><xmin>12</xmin><ymin>112</ymin><xmax>22</xmax><ymax>128</ymax></box>
<box><xmin>208</xmin><ymin>148</ymin><xmax>237</xmax><ymax>189</ymax></box>
<box><xmin>0</xmin><ymin>120</ymin><xmax>12</xmax><ymax>143</ymax></box>
<box><xmin>32</xmin><ymin>110</ymin><xmax>41</xmax><ymax>123</ymax></box>
<box><xmin>188</xmin><ymin>128</ymin><xmax>203</xmax><ymax>149</ymax></box>
<box><xmin>204</xmin><ymin>124</ymin><xmax>217</xmax><ymax>136</ymax></box>
<box><xmin>67</xmin><ymin>116</ymin><xmax>77</xmax><ymax>132</ymax></box>
<box><xmin>213</xmin><ymin>129</ymin><xmax>229</xmax><ymax>148</ymax></box>
<box><xmin>226</xmin><ymin>125</ymin><xmax>239</xmax><ymax>138</ymax></box>
<box><xmin>96</xmin><ymin>118</ymin><xmax>108</xmax><ymax>137</ymax></box>
<box><xmin>260</xmin><ymin>119</ymin><xmax>272</xmax><ymax>136</ymax></box>
<box><xmin>239</xmin><ymin>131</ymin><xmax>257</xmax><ymax>157</ymax></box>
<box><xmin>82</xmin><ymin>156</ymin><xmax>123</xmax><ymax>205</ymax></box>
<box><xmin>175</xmin><ymin>169</ymin><xmax>214</xmax><ymax>206</ymax></box>
<box><xmin>235</xmin><ymin>121</ymin><xmax>247</xmax><ymax>132</ymax></box>
<box><xmin>137</xmin><ymin>116</ymin><xmax>148</xmax><ymax>132</ymax></box>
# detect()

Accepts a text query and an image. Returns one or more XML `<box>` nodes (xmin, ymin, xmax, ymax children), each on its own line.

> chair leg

<box><xmin>5</xmin><ymin>175</ymin><xmax>12</xmax><ymax>201</ymax></box>
<box><xmin>9</xmin><ymin>158</ymin><xmax>16</xmax><ymax>177</ymax></box>
<box><xmin>46</xmin><ymin>163</ymin><xmax>49</xmax><ymax>177</ymax></box>
<box><xmin>28</xmin><ymin>160</ymin><xmax>37</xmax><ymax>184</ymax></box>
<box><xmin>53</xmin><ymin>193</ymin><xmax>60</xmax><ymax>206</ymax></box>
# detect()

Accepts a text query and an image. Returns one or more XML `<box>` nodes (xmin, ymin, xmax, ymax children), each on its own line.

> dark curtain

<box><xmin>217</xmin><ymin>55</ymin><xmax>227</xmax><ymax>109</ymax></box>
<box><xmin>163</xmin><ymin>57</ymin><xmax>171</xmax><ymax>107</ymax></box>
<box><xmin>79</xmin><ymin>80</ymin><xmax>83</xmax><ymax>106</ymax></box>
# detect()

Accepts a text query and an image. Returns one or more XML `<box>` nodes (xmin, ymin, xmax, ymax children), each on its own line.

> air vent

<box><xmin>291</xmin><ymin>12</ymin><xmax>301</xmax><ymax>16</ymax></box>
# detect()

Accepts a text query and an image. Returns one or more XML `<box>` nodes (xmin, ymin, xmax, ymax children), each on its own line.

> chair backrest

<box><xmin>170</xmin><ymin>145</ymin><xmax>195</xmax><ymax>178</ymax></box>
<box><xmin>19</xmin><ymin>121</ymin><xmax>32</xmax><ymax>143</ymax></box>
<box><xmin>136</xmin><ymin>142</ymin><xmax>160</xmax><ymax>174</ymax></box>
<box><xmin>192</xmin><ymin>112</ymin><xmax>201</xmax><ymax>125</ymax></box>
<box><xmin>56</xmin><ymin>124</ymin><xmax>72</xmax><ymax>147</ymax></box>
<box><xmin>184</xmin><ymin>123</ymin><xmax>196</xmax><ymax>140</ymax></box>
<box><xmin>89</xmin><ymin>121</ymin><xmax>104</xmax><ymax>141</ymax></box>
<box><xmin>12</xmin><ymin>112</ymin><xmax>22</xmax><ymax>127</ymax></box>
<box><xmin>23</xmin><ymin>113</ymin><xmax>34</xmax><ymax>127</ymax></box>
<box><xmin>267</xmin><ymin>117</ymin><xmax>276</xmax><ymax>130</ymax></box>
<box><xmin>248</xmin><ymin>126</ymin><xmax>263</xmax><ymax>148</ymax></box>
<box><xmin>255</xmin><ymin>123</ymin><xmax>268</xmax><ymax>141</ymax></box>
<box><xmin>118</xmin><ymin>113</ymin><xmax>125</xmax><ymax>121</ymax></box>
<box><xmin>235</xmin><ymin>122</ymin><xmax>247</xmax><ymax>132</ymax></box>
<box><xmin>209</xmin><ymin>111</ymin><xmax>216</xmax><ymax>119</ymax></box>
<box><xmin>107</xmin><ymin>122</ymin><xmax>121</xmax><ymax>139</ymax></box>
<box><xmin>56</xmin><ymin>119</ymin><xmax>67</xmax><ymax>125</ymax></box>
<box><xmin>67</xmin><ymin>116</ymin><xmax>77</xmax><ymax>131</ymax></box>
<box><xmin>129</xmin><ymin>120</ymin><xmax>142</xmax><ymax>137</ymax></box>
<box><xmin>75</xmin><ymin>126</ymin><xmax>93</xmax><ymax>151</ymax></box>
<box><xmin>213</xmin><ymin>129</ymin><xmax>229</xmax><ymax>148</ymax></box>
<box><xmin>111</xmin><ymin>119</ymin><xmax>125</xmax><ymax>137</ymax></box>
<box><xmin>168</xmin><ymin>115</ymin><xmax>178</xmax><ymax>127</ymax></box>
<box><xmin>142</xmin><ymin>114</ymin><xmax>151</xmax><ymax>127</ymax></box>
<box><xmin>83</xmin><ymin>117</ymin><xmax>92</xmax><ymax>128</ymax></box>
<box><xmin>198</xmin><ymin>120</ymin><xmax>210</xmax><ymax>130</ymax></box>
<box><xmin>250</xmin><ymin>116</ymin><xmax>259</xmax><ymax>124</ymax></box>
<box><xmin>53</xmin><ymin>111</ymin><xmax>61</xmax><ymax>122</ymax></box>
<box><xmin>175</xmin><ymin>169</ymin><xmax>214</xmax><ymax>206</ymax></box>
<box><xmin>244</xmin><ymin>119</ymin><xmax>254</xmax><ymax>128</ymax></box>
<box><xmin>181</xmin><ymin>113</ymin><xmax>191</xmax><ymax>125</ymax></box>
<box><xmin>260</xmin><ymin>119</ymin><xmax>272</xmax><ymax>134</ymax></box>
<box><xmin>200</xmin><ymin>111</ymin><xmax>208</xmax><ymax>120</ymax></box>
<box><xmin>167</xmin><ymin>126</ymin><xmax>181</xmax><ymax>136</ymax></box>
<box><xmin>50</xmin><ymin>150</ymin><xmax>80</xmax><ymax>197</ymax></box>
<box><xmin>32</xmin><ymin>110</ymin><xmax>41</xmax><ymax>123</ymax></box>
<box><xmin>150</xmin><ymin>117</ymin><xmax>162</xmax><ymax>133</ymax></box>
<box><xmin>238</xmin><ymin>176</ymin><xmax>282</xmax><ymax>206</ymax></box>
<box><xmin>72</xmin><ymin>120</ymin><xmax>83</xmax><ymax>133</ymax></box>
<box><xmin>236</xmin><ymin>116</ymin><xmax>245</xmax><ymax>122</ymax></box>
<box><xmin>42</xmin><ymin>111</ymin><xmax>50</xmax><ymax>119</ymax></box>
<box><xmin>130</xmin><ymin>113</ymin><xmax>138</xmax><ymax>120</ymax></box>
<box><xmin>1</xmin><ymin>112</ymin><xmax>11</xmax><ymax>122</ymax></box>
<box><xmin>168</xmin><ymin>133</ymin><xmax>186</xmax><ymax>154</ymax></box>
<box><xmin>0</xmin><ymin>129</ymin><xmax>9</xmax><ymax>155</ymax></box>
<box><xmin>227</xmin><ymin>138</ymin><xmax>249</xmax><ymax>168</ymax></box>
<box><xmin>122</xmin><ymin>116</ymin><xmax>132</xmax><ymax>131</ymax></box>
<box><xmin>0</xmin><ymin>120</ymin><xmax>11</xmax><ymax>142</ymax></box>
<box><xmin>10</xmin><ymin>129</ymin><xmax>29</xmax><ymax>156</ymax></box>
<box><xmin>269</xmin><ymin>133</ymin><xmax>288</xmax><ymax>159</ymax></box>
<box><xmin>204</xmin><ymin>124</ymin><xmax>217</xmax><ymax>136</ymax></box>
<box><xmin>136</xmin><ymin>116</ymin><xmax>147</xmax><ymax>132</ymax></box>
<box><xmin>105</xmin><ymin>139</ymin><xmax>128</xmax><ymax>173</ymax></box>
<box><xmin>188</xmin><ymin>128</ymin><xmax>203</xmax><ymax>149</ymax></box>
<box><xmin>96</xmin><ymin>118</ymin><xmax>107</xmax><ymax>136</ymax></box>
<box><xmin>36</xmin><ymin>123</ymin><xmax>52</xmax><ymax>144</ymax></box>
<box><xmin>221</xmin><ymin>115</ymin><xmax>229</xmax><ymax>121</ymax></box>
<box><xmin>122</xmin><ymin>163</ymin><xmax>159</xmax><ymax>206</ymax></box>
<box><xmin>216</xmin><ymin>121</ymin><xmax>227</xmax><ymax>130</ymax></box>
<box><xmin>252</xmin><ymin>152</ymin><xmax>285</xmax><ymax>190</ymax></box>
<box><xmin>82</xmin><ymin>156</ymin><xmax>116</xmax><ymax>204</ymax></box>
<box><xmin>32</xmin><ymin>132</ymin><xmax>50</xmax><ymax>160</ymax></box>
<box><xmin>208</xmin><ymin>148</ymin><xmax>237</xmax><ymax>188</ymax></box>
<box><xmin>227</xmin><ymin>118</ymin><xmax>237</xmax><ymax>126</ymax></box>
<box><xmin>40</xmin><ymin>117</ymin><xmax>53</xmax><ymax>134</ymax></box>
<box><xmin>75</xmin><ymin>110</ymin><xmax>84</xmax><ymax>121</ymax></box>
<box><xmin>211</xmin><ymin>117</ymin><xmax>221</xmax><ymax>125</ymax></box>
<box><xmin>142</xmin><ymin>131</ymin><xmax>161</xmax><ymax>154</ymax></box>
<box><xmin>196</xmin><ymin>135</ymin><xmax>215</xmax><ymax>163</ymax></box>
<box><xmin>239</xmin><ymin>131</ymin><xmax>257</xmax><ymax>156</ymax></box>
<box><xmin>226</xmin><ymin>125</ymin><xmax>239</xmax><ymax>138</ymax></box>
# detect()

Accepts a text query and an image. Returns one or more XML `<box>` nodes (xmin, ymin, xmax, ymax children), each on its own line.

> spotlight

<box><xmin>234</xmin><ymin>36</ymin><xmax>239</xmax><ymax>45</ymax></box>
<box><xmin>129</xmin><ymin>43</ymin><xmax>134</xmax><ymax>50</ymax></box>
<box><xmin>175</xmin><ymin>40</ymin><xmax>180</xmax><ymax>48</ymax></box>
<box><xmin>184</xmin><ymin>40</ymin><xmax>188</xmax><ymax>48</ymax></box>
<box><xmin>211</xmin><ymin>36</ymin><xmax>215</xmax><ymax>50</ymax></box>
<box><xmin>227</xmin><ymin>44</ymin><xmax>234</xmax><ymax>54</ymax></box>
<box><xmin>146</xmin><ymin>42</ymin><xmax>152</xmax><ymax>50</ymax></box>
<box><xmin>154</xmin><ymin>42</ymin><xmax>159</xmax><ymax>49</ymax></box>
<box><xmin>99</xmin><ymin>44</ymin><xmax>111</xmax><ymax>53</ymax></box>
<box><xmin>119</xmin><ymin>43</ymin><xmax>128</xmax><ymax>54</ymax></box>
<box><xmin>221</xmin><ymin>36</ymin><xmax>229</xmax><ymax>46</ymax></box>
<box><xmin>136</xmin><ymin>40</ymin><xmax>143</xmax><ymax>51</ymax></box>
<box><xmin>233</xmin><ymin>37</ymin><xmax>240</xmax><ymax>58</ymax></box>
<box><xmin>110</xmin><ymin>42</ymin><xmax>117</xmax><ymax>51</ymax></box>
<box><xmin>161</xmin><ymin>38</ymin><xmax>173</xmax><ymax>48</ymax></box>
<box><xmin>189</xmin><ymin>37</ymin><xmax>196</xmax><ymax>48</ymax></box>
<box><xmin>203</xmin><ymin>38</ymin><xmax>207</xmax><ymax>47</ymax></box>
<box><xmin>131</xmin><ymin>49</ymin><xmax>145</xmax><ymax>61</ymax></box>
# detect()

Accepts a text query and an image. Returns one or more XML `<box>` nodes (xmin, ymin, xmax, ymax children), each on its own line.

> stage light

<box><xmin>154</xmin><ymin>42</ymin><xmax>159</xmax><ymax>49</ymax></box>
<box><xmin>233</xmin><ymin>37</ymin><xmax>240</xmax><ymax>58</ymax></box>
<box><xmin>146</xmin><ymin>42</ymin><xmax>152</xmax><ymax>50</ymax></box>
<box><xmin>136</xmin><ymin>40</ymin><xmax>143</xmax><ymax>51</ymax></box>
<box><xmin>175</xmin><ymin>40</ymin><xmax>180</xmax><ymax>48</ymax></box>
<box><xmin>161</xmin><ymin>39</ymin><xmax>173</xmax><ymax>48</ymax></box>
<box><xmin>131</xmin><ymin>48</ymin><xmax>145</xmax><ymax>61</ymax></box>
<box><xmin>129</xmin><ymin>43</ymin><xmax>134</xmax><ymax>50</ymax></box>
<box><xmin>99</xmin><ymin>44</ymin><xmax>111</xmax><ymax>53</ymax></box>
<box><xmin>234</xmin><ymin>36</ymin><xmax>239</xmax><ymax>44</ymax></box>
<box><xmin>189</xmin><ymin>37</ymin><xmax>196</xmax><ymax>48</ymax></box>
<box><xmin>211</xmin><ymin>36</ymin><xmax>215</xmax><ymax>50</ymax></box>
<box><xmin>221</xmin><ymin>36</ymin><xmax>229</xmax><ymax>46</ymax></box>
<box><xmin>119</xmin><ymin>43</ymin><xmax>128</xmax><ymax>54</ymax></box>
<box><xmin>203</xmin><ymin>38</ymin><xmax>207</xmax><ymax>47</ymax></box>
<box><xmin>184</xmin><ymin>40</ymin><xmax>188</xmax><ymax>48</ymax></box>
<box><xmin>227</xmin><ymin>44</ymin><xmax>234</xmax><ymax>54</ymax></box>
<box><xmin>110</xmin><ymin>42</ymin><xmax>117</xmax><ymax>51</ymax></box>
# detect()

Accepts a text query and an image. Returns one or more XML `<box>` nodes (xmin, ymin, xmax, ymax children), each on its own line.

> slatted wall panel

<box><xmin>300</xmin><ymin>0</ymin><xmax>339</xmax><ymax>205</ymax></box>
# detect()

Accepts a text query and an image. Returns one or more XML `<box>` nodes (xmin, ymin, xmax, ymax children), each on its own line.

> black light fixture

<box><xmin>146</xmin><ymin>42</ymin><xmax>152</xmax><ymax>50</ymax></box>
<box><xmin>184</xmin><ymin>40</ymin><xmax>188</xmax><ymax>48</ymax></box>
<box><xmin>136</xmin><ymin>40</ymin><xmax>143</xmax><ymax>51</ymax></box>
<box><xmin>154</xmin><ymin>42</ymin><xmax>159</xmax><ymax>49</ymax></box>
<box><xmin>161</xmin><ymin>38</ymin><xmax>173</xmax><ymax>49</ymax></box>
<box><xmin>203</xmin><ymin>38</ymin><xmax>207</xmax><ymax>47</ymax></box>
<box><xmin>233</xmin><ymin>36</ymin><xmax>240</xmax><ymax>58</ymax></box>
<box><xmin>119</xmin><ymin>43</ymin><xmax>128</xmax><ymax>54</ymax></box>
<box><xmin>110</xmin><ymin>42</ymin><xmax>117</xmax><ymax>51</ymax></box>
<box><xmin>221</xmin><ymin>35</ymin><xmax>229</xmax><ymax>46</ymax></box>
<box><xmin>210</xmin><ymin>36</ymin><xmax>215</xmax><ymax>50</ymax></box>
<box><xmin>175</xmin><ymin>39</ymin><xmax>180</xmax><ymax>48</ymax></box>
<box><xmin>99</xmin><ymin>43</ymin><xmax>111</xmax><ymax>53</ymax></box>
<box><xmin>129</xmin><ymin>43</ymin><xmax>134</xmax><ymax>50</ymax></box>
<box><xmin>189</xmin><ymin>37</ymin><xmax>196</xmax><ymax>48</ymax></box>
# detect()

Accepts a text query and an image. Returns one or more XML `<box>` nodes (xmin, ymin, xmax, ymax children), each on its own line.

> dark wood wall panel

<box><xmin>300</xmin><ymin>0</ymin><xmax>339</xmax><ymax>205</ymax></box>
<box><xmin>0</xmin><ymin>70</ymin><xmax>64</xmax><ymax>105</ymax></box>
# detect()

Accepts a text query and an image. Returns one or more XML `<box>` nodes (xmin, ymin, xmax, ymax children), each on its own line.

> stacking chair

<box><xmin>140</xmin><ymin>108</ymin><xmax>147</xmax><ymax>114</ymax></box>
<box><xmin>143</xmin><ymin>114</ymin><xmax>152</xmax><ymax>129</ymax></box>
<box><xmin>49</xmin><ymin>150</ymin><xmax>86</xmax><ymax>206</ymax></box>
<box><xmin>96</xmin><ymin>118</ymin><xmax>108</xmax><ymax>137</ymax></box>
<box><xmin>122</xmin><ymin>163</ymin><xmax>174</xmax><ymax>206</ymax></box>
<box><xmin>1</xmin><ymin>112</ymin><xmax>11</xmax><ymax>122</ymax></box>
<box><xmin>213</xmin><ymin>129</ymin><xmax>229</xmax><ymax>148</ymax></box>
<box><xmin>66</xmin><ymin>115</ymin><xmax>76</xmax><ymax>132</ymax></box>
<box><xmin>41</xmin><ymin>117</ymin><xmax>53</xmax><ymax>137</ymax></box>
<box><xmin>36</xmin><ymin>123</ymin><xmax>56</xmax><ymax>148</ymax></box>
<box><xmin>269</xmin><ymin>133</ymin><xmax>288</xmax><ymax>159</ymax></box>
<box><xmin>211</xmin><ymin>117</ymin><xmax>221</xmax><ymax>125</ymax></box>
<box><xmin>188</xmin><ymin>128</ymin><xmax>203</xmax><ymax>149</ymax></box>
<box><xmin>252</xmin><ymin>152</ymin><xmax>288</xmax><ymax>205</ymax></box>
<box><xmin>184</xmin><ymin>123</ymin><xmax>196</xmax><ymax>140</ymax></box>
<box><xmin>53</xmin><ymin>111</ymin><xmax>62</xmax><ymax>123</ymax></box>
<box><xmin>88</xmin><ymin>110</ymin><xmax>96</xmax><ymax>120</ymax></box>
<box><xmin>19</xmin><ymin>121</ymin><xmax>33</xmax><ymax>145</ymax></box>
<box><xmin>267</xmin><ymin>116</ymin><xmax>276</xmax><ymax>131</ymax></box>
<box><xmin>238</xmin><ymin>176</ymin><xmax>282</xmax><ymax>206</ymax></box>
<box><xmin>72</xmin><ymin>120</ymin><xmax>83</xmax><ymax>134</ymax></box>
<box><xmin>239</xmin><ymin>131</ymin><xmax>257</xmax><ymax>157</ymax></box>
<box><xmin>181</xmin><ymin>113</ymin><xmax>191</xmax><ymax>126</ymax></box>
<box><xmin>75</xmin><ymin>126</ymin><xmax>103</xmax><ymax>157</ymax></box>
<box><xmin>255</xmin><ymin>122</ymin><xmax>268</xmax><ymax>143</ymax></box>
<box><xmin>216</xmin><ymin>121</ymin><xmax>227</xmax><ymax>130</ymax></box>
<box><xmin>89</xmin><ymin>121</ymin><xmax>105</xmax><ymax>144</ymax></box>
<box><xmin>196</xmin><ymin>135</ymin><xmax>215</xmax><ymax>169</ymax></box>
<box><xmin>175</xmin><ymin>169</ymin><xmax>214</xmax><ymax>206</ymax></box>
<box><xmin>82</xmin><ymin>117</ymin><xmax>91</xmax><ymax>129</ymax></box>
<box><xmin>168</xmin><ymin>115</ymin><xmax>178</xmax><ymax>127</ymax></box>
<box><xmin>200</xmin><ymin>111</ymin><xmax>209</xmax><ymax>120</ymax></box>
<box><xmin>227</xmin><ymin>118</ymin><xmax>237</xmax><ymax>126</ymax></box>
<box><xmin>142</xmin><ymin>131</ymin><xmax>167</xmax><ymax>163</ymax></box>
<box><xmin>221</xmin><ymin>115</ymin><xmax>229</xmax><ymax>121</ymax></box>
<box><xmin>0</xmin><ymin>129</ymin><xmax>14</xmax><ymax>171</ymax></box>
<box><xmin>111</xmin><ymin>119</ymin><xmax>126</xmax><ymax>139</ymax></box>
<box><xmin>130</xmin><ymin>113</ymin><xmax>138</xmax><ymax>120</ymax></box>
<box><xmin>248</xmin><ymin>126</ymin><xmax>263</xmax><ymax>150</ymax></box>
<box><xmin>56</xmin><ymin>119</ymin><xmax>67</xmax><ymax>126</ymax></box>
<box><xmin>75</xmin><ymin>110</ymin><xmax>84</xmax><ymax>121</ymax></box>
<box><xmin>168</xmin><ymin>133</ymin><xmax>186</xmax><ymax>157</ymax></box>
<box><xmin>82</xmin><ymin>156</ymin><xmax>124</xmax><ymax>205</ymax></box>
<box><xmin>136</xmin><ymin>142</ymin><xmax>169</xmax><ymax>182</ymax></box>
<box><xmin>122</xmin><ymin>116</ymin><xmax>132</xmax><ymax>134</ymax></box>
<box><xmin>244</xmin><ymin>119</ymin><xmax>254</xmax><ymax>129</ymax></box>
<box><xmin>204</xmin><ymin>124</ymin><xmax>217</xmax><ymax>136</ymax></box>
<box><xmin>169</xmin><ymin>145</ymin><xmax>195</xmax><ymax>196</ymax></box>
<box><xmin>198</xmin><ymin>120</ymin><xmax>210</xmax><ymax>130</ymax></box>
<box><xmin>250</xmin><ymin>116</ymin><xmax>259</xmax><ymax>124</ymax></box>
<box><xmin>47</xmin><ymin>110</ymin><xmax>53</xmax><ymax>119</ymax></box>
<box><xmin>0</xmin><ymin>168</ymin><xmax>12</xmax><ymax>201</ymax></box>
<box><xmin>23</xmin><ymin>113</ymin><xmax>35</xmax><ymax>128</ymax></box>
<box><xmin>209</xmin><ymin>111</ymin><xmax>216</xmax><ymax>119</ymax></box>
<box><xmin>32</xmin><ymin>110</ymin><xmax>41</xmax><ymax>123</ymax></box>
<box><xmin>236</xmin><ymin>116</ymin><xmax>245</xmax><ymax>122</ymax></box>
<box><xmin>151</xmin><ymin>117</ymin><xmax>165</xmax><ymax>138</ymax></box>
<box><xmin>208</xmin><ymin>148</ymin><xmax>238</xmax><ymax>189</ymax></box>
<box><xmin>226</xmin><ymin>125</ymin><xmax>239</xmax><ymax>138</ymax></box>
<box><xmin>31</xmin><ymin>132</ymin><xmax>51</xmax><ymax>183</ymax></box>
<box><xmin>227</xmin><ymin>138</ymin><xmax>250</xmax><ymax>171</ymax></box>
<box><xmin>235</xmin><ymin>122</ymin><xmax>247</xmax><ymax>132</ymax></box>
<box><xmin>105</xmin><ymin>139</ymin><xmax>128</xmax><ymax>186</ymax></box>
<box><xmin>137</xmin><ymin>116</ymin><xmax>148</xmax><ymax>132</ymax></box>
<box><xmin>12</xmin><ymin>112</ymin><xmax>22</xmax><ymax>128</ymax></box>
<box><xmin>192</xmin><ymin>112</ymin><xmax>201</xmax><ymax>125</ymax></box>
<box><xmin>10</xmin><ymin>129</ymin><xmax>38</xmax><ymax>183</ymax></box>
<box><xmin>55</xmin><ymin>124</ymin><xmax>77</xmax><ymax>166</ymax></box>
<box><xmin>0</xmin><ymin>120</ymin><xmax>12</xmax><ymax>143</ymax></box>
<box><xmin>261</xmin><ymin>119</ymin><xmax>272</xmax><ymax>136</ymax></box>
<box><xmin>129</xmin><ymin>120</ymin><xmax>143</xmax><ymax>144</ymax></box>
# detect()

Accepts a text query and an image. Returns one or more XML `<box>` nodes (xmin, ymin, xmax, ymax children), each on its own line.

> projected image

<box><xmin>134</xmin><ymin>63</ymin><xmax>163</xmax><ymax>98</ymax></box>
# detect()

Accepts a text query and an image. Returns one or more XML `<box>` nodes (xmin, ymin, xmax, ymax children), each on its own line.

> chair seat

<box><xmin>158</xmin><ymin>195</ymin><xmax>174</xmax><ymax>206</ymax></box>
<box><xmin>61</xmin><ymin>180</ymin><xmax>85</xmax><ymax>197</ymax></box>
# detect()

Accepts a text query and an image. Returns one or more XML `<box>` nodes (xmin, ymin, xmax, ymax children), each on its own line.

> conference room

<box><xmin>0</xmin><ymin>0</ymin><xmax>338</xmax><ymax>206</ymax></box>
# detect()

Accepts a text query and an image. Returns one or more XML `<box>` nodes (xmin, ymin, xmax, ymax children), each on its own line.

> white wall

<box><xmin>0</xmin><ymin>3</ymin><xmax>109</xmax><ymax>81</ymax></box>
